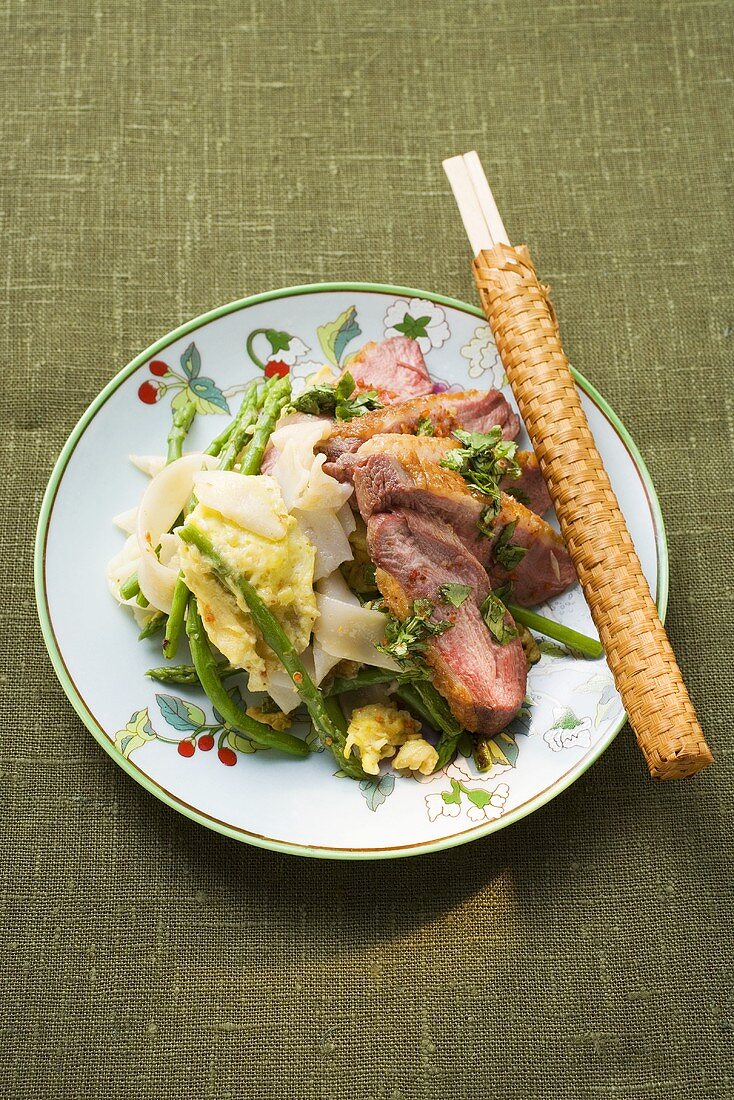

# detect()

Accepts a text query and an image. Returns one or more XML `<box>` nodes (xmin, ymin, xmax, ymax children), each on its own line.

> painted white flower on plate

<box><xmin>383</xmin><ymin>298</ymin><xmax>450</xmax><ymax>353</ymax></box>
<box><xmin>278</xmin><ymin>336</ymin><xmax>310</xmax><ymax>366</ymax></box>
<box><xmin>543</xmin><ymin>710</ymin><xmax>593</xmax><ymax>752</ymax></box>
<box><xmin>465</xmin><ymin>782</ymin><xmax>510</xmax><ymax>822</ymax></box>
<box><xmin>425</xmin><ymin>792</ymin><xmax>461</xmax><ymax>822</ymax></box>
<box><xmin>461</xmin><ymin>324</ymin><xmax>504</xmax><ymax>384</ymax></box>
<box><xmin>576</xmin><ymin>672</ymin><xmax>620</xmax><ymax>728</ymax></box>
<box><xmin>479</xmin><ymin>759</ymin><xmax>514</xmax><ymax>782</ymax></box>
<box><xmin>449</xmin><ymin>753</ymin><xmax>513</xmax><ymax>783</ymax></box>
<box><xmin>446</xmin><ymin>756</ymin><xmax>474</xmax><ymax>781</ymax></box>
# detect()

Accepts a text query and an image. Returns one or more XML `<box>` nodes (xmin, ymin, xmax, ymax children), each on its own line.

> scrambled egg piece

<box><xmin>179</xmin><ymin>493</ymin><xmax>317</xmax><ymax>692</ymax></box>
<box><xmin>344</xmin><ymin>703</ymin><xmax>438</xmax><ymax>776</ymax></box>
<box><xmin>392</xmin><ymin>739</ymin><xmax>439</xmax><ymax>775</ymax></box>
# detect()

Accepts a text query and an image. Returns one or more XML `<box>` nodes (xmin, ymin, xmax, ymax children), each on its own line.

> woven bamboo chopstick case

<box><xmin>473</xmin><ymin>243</ymin><xmax>712</xmax><ymax>779</ymax></box>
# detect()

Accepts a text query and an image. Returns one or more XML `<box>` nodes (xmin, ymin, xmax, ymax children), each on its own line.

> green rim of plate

<box><xmin>34</xmin><ymin>281</ymin><xmax>669</xmax><ymax>860</ymax></box>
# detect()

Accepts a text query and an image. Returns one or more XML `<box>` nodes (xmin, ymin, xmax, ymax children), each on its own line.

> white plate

<box><xmin>35</xmin><ymin>283</ymin><xmax>667</xmax><ymax>859</ymax></box>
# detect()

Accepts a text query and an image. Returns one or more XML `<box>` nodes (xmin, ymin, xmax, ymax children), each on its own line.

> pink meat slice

<box><xmin>357</xmin><ymin>433</ymin><xmax>551</xmax><ymax>515</ymax></box>
<box><xmin>321</xmin><ymin>388</ymin><xmax>520</xmax><ymax>481</ymax></box>
<box><xmin>343</xmin><ymin>336</ymin><xmax>433</xmax><ymax>403</ymax></box>
<box><xmin>353</xmin><ymin>436</ymin><xmax>576</xmax><ymax>607</ymax></box>
<box><xmin>367</xmin><ymin>509</ymin><xmax>527</xmax><ymax>735</ymax></box>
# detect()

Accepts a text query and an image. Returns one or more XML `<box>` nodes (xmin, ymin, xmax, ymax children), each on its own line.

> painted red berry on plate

<box><xmin>177</xmin><ymin>739</ymin><xmax>195</xmax><ymax>758</ymax></box>
<box><xmin>218</xmin><ymin>747</ymin><xmax>237</xmax><ymax>767</ymax></box>
<box><xmin>138</xmin><ymin>380</ymin><xmax>161</xmax><ymax>404</ymax></box>
<box><xmin>264</xmin><ymin>360</ymin><xmax>289</xmax><ymax>379</ymax></box>
<box><xmin>149</xmin><ymin>360</ymin><xmax>168</xmax><ymax>377</ymax></box>
<box><xmin>198</xmin><ymin>734</ymin><xmax>214</xmax><ymax>752</ymax></box>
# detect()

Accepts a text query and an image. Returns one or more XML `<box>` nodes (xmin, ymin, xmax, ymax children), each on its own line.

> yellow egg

<box><xmin>344</xmin><ymin>703</ymin><xmax>437</xmax><ymax>776</ymax></box>
<box><xmin>179</xmin><ymin>490</ymin><xmax>317</xmax><ymax>692</ymax></box>
<box><xmin>392</xmin><ymin>739</ymin><xmax>439</xmax><ymax>775</ymax></box>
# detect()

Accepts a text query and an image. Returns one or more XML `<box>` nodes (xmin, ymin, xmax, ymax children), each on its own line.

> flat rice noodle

<box><xmin>337</xmin><ymin>501</ymin><xmax>357</xmax><ymax>538</ymax></box>
<box><xmin>312</xmin><ymin>639</ymin><xmax>341</xmax><ymax>686</ymax></box>
<box><xmin>112</xmin><ymin>506</ymin><xmax>138</xmax><ymax>535</ymax></box>
<box><xmin>294</xmin><ymin>509</ymin><xmax>353</xmax><ymax>581</ymax></box>
<box><xmin>158</xmin><ymin>533</ymin><xmax>181</xmax><ymax>570</ymax></box>
<box><xmin>129</xmin><ymin>454</ymin><xmax>166</xmax><ymax>478</ymax></box>
<box><xmin>314</xmin><ymin>593</ymin><xmax>399</xmax><ymax>671</ymax></box>
<box><xmin>192</xmin><ymin>471</ymin><xmax>287</xmax><ymax>540</ymax></box>
<box><xmin>316</xmin><ymin>570</ymin><xmax>360</xmax><ymax>605</ymax></box>
<box><xmin>297</xmin><ymin>455</ymin><xmax>352</xmax><ymax>512</ymax></box>
<box><xmin>270</xmin><ymin>420</ymin><xmax>351</xmax><ymax>514</ymax></box>
<box><xmin>136</xmin><ymin>453</ymin><xmax>218</xmax><ymax>613</ymax></box>
<box><xmin>269</xmin><ymin>416</ymin><xmax>331</xmax><ymax>455</ymax></box>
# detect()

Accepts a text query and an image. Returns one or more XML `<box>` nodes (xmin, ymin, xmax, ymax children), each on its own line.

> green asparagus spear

<box><xmin>186</xmin><ymin>598</ymin><xmax>309</xmax><ymax>756</ymax></box>
<box><xmin>238</xmin><ymin>375</ymin><xmax>291</xmax><ymax>475</ymax></box>
<box><xmin>394</xmin><ymin>682</ymin><xmax>436</xmax><ymax>728</ymax></box>
<box><xmin>145</xmin><ymin>661</ymin><xmax>240</xmax><ymax>686</ymax></box>
<box><xmin>415</xmin><ymin>682</ymin><xmax>465</xmax><ymax>771</ymax></box>
<box><xmin>326</xmin><ymin>668</ymin><xmax>398</xmax><ymax>696</ymax></box>
<box><xmin>166</xmin><ymin>396</ymin><xmax>197</xmax><ymax>464</ymax></box>
<box><xmin>473</xmin><ymin>736</ymin><xmax>505</xmax><ymax>772</ymax></box>
<box><xmin>216</xmin><ymin>382</ymin><xmax>265</xmax><ymax>472</ymax></box>
<box><xmin>203</xmin><ymin>420</ymin><xmax>235</xmax><ymax>458</ymax></box>
<box><xmin>162</xmin><ymin>574</ymin><xmax>189</xmax><ymax>660</ymax></box>
<box><xmin>324</xmin><ymin>694</ymin><xmax>349</xmax><ymax>737</ymax></box>
<box><xmin>179</xmin><ymin>524</ymin><xmax>367</xmax><ymax>779</ymax></box>
<box><xmin>396</xmin><ymin>679</ymin><xmax>464</xmax><ymax>772</ymax></box>
<box><xmin>506</xmin><ymin>604</ymin><xmax>603</xmax><ymax>659</ymax></box>
<box><xmin>120</xmin><ymin>572</ymin><xmax>141</xmax><ymax>602</ymax></box>
<box><xmin>138</xmin><ymin>610</ymin><xmax>167</xmax><ymax>640</ymax></box>
<box><xmin>163</xmin><ymin>388</ymin><xmax>256</xmax><ymax>656</ymax></box>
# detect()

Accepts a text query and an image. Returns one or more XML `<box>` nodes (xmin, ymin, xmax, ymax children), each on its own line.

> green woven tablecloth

<box><xmin>2</xmin><ymin>2</ymin><xmax>732</xmax><ymax>1096</ymax></box>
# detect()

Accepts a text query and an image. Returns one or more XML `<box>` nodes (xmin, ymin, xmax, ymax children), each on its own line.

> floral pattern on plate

<box><xmin>139</xmin><ymin>342</ymin><xmax>230</xmax><ymax>415</ymax></box>
<box><xmin>383</xmin><ymin>297</ymin><xmax>450</xmax><ymax>353</ymax></box>
<box><xmin>460</xmin><ymin>323</ymin><xmax>505</xmax><ymax>385</ymax></box>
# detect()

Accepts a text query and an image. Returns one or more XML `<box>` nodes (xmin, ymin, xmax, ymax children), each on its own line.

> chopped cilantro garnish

<box><xmin>437</xmin><ymin>583</ymin><xmax>472</xmax><ymax>608</ymax></box>
<box><xmin>492</xmin><ymin>581</ymin><xmax>513</xmax><ymax>603</ymax></box>
<box><xmin>492</xmin><ymin>520</ymin><xmax>528</xmax><ymax>570</ymax></box>
<box><xmin>477</xmin><ymin>505</ymin><xmax>496</xmax><ymax>540</ymax></box>
<box><xmin>416</xmin><ymin>415</ymin><xmax>434</xmax><ymax>436</ymax></box>
<box><xmin>505</xmin><ymin>484</ymin><xmax>530</xmax><ymax>506</ymax></box>
<box><xmin>291</xmin><ymin>371</ymin><xmax>382</xmax><ymax>421</ymax></box>
<box><xmin>375</xmin><ymin>598</ymin><xmax>451</xmax><ymax>673</ymax></box>
<box><xmin>440</xmin><ymin>427</ymin><xmax>521</xmax><ymax>516</ymax></box>
<box><xmin>480</xmin><ymin>592</ymin><xmax>518</xmax><ymax>645</ymax></box>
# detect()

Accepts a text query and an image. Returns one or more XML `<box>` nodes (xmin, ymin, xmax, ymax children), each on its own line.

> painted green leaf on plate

<box><xmin>317</xmin><ymin>306</ymin><xmax>361</xmax><ymax>366</ymax></box>
<box><xmin>115</xmin><ymin>708</ymin><xmax>157</xmax><ymax>758</ymax></box>
<box><xmin>156</xmin><ymin>693</ymin><xmax>207</xmax><ymax>732</ymax></box>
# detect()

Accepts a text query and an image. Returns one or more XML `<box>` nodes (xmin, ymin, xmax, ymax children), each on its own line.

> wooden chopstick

<box><xmin>462</xmin><ymin>151</ymin><xmax>510</xmax><ymax>246</ymax></box>
<box><xmin>442</xmin><ymin>154</ymin><xmax>494</xmax><ymax>255</ymax></box>
<box><xmin>443</xmin><ymin>152</ymin><xmax>712</xmax><ymax>780</ymax></box>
